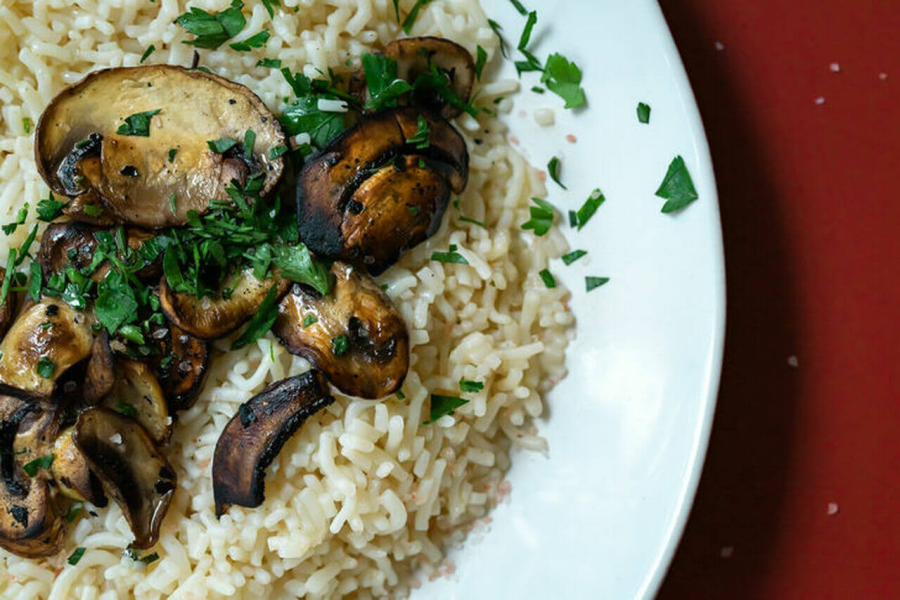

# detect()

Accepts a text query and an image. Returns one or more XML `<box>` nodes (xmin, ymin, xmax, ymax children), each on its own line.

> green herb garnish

<box><xmin>115</xmin><ymin>402</ymin><xmax>137</xmax><ymax>417</ymax></box>
<box><xmin>36</xmin><ymin>357</ymin><xmax>55</xmax><ymax>380</ymax></box>
<box><xmin>82</xmin><ymin>204</ymin><xmax>103</xmax><ymax>217</ymax></box>
<box><xmin>531</xmin><ymin>86</ymin><xmax>545</xmax><ymax>94</ymax></box>
<box><xmin>430</xmin><ymin>245</ymin><xmax>468</xmax><ymax>264</ymax></box>
<box><xmin>36</xmin><ymin>194</ymin><xmax>67</xmax><ymax>221</ymax></box>
<box><xmin>23</xmin><ymin>454</ymin><xmax>54</xmax><ymax>477</ymax></box>
<box><xmin>656</xmin><ymin>155</ymin><xmax>698</xmax><ymax>213</ymax></box>
<box><xmin>256</xmin><ymin>58</ymin><xmax>282</xmax><ymax>68</ymax></box>
<box><xmin>302</xmin><ymin>314</ymin><xmax>317</xmax><ymax>328</ymax></box>
<box><xmin>261</xmin><ymin>0</ymin><xmax>279</xmax><ymax>19</ymax></box>
<box><xmin>67</xmin><ymin>547</ymin><xmax>86</xmax><ymax>566</ymax></box>
<box><xmin>229</xmin><ymin>29</ymin><xmax>270</xmax><ymax>52</ymax></box>
<box><xmin>140</xmin><ymin>44</ymin><xmax>156</xmax><ymax>64</ymax></box>
<box><xmin>458</xmin><ymin>216</ymin><xmax>486</xmax><ymax>229</ymax></box>
<box><xmin>475</xmin><ymin>46</ymin><xmax>488</xmax><ymax>79</ymax></box>
<box><xmin>231</xmin><ymin>284</ymin><xmax>280</xmax><ymax>350</ymax></box>
<box><xmin>510</xmin><ymin>0</ymin><xmax>528</xmax><ymax>15</ymax></box>
<box><xmin>561</xmin><ymin>249</ymin><xmax>587</xmax><ymax>265</ymax></box>
<box><xmin>361</xmin><ymin>53</ymin><xmax>414</xmax><ymax>112</ymax></box>
<box><xmin>518</xmin><ymin>11</ymin><xmax>537</xmax><ymax>51</ymax></box>
<box><xmin>637</xmin><ymin>102</ymin><xmax>651</xmax><ymax>124</ymax></box>
<box><xmin>521</xmin><ymin>197</ymin><xmax>555</xmax><ymax>236</ymax></box>
<box><xmin>401</xmin><ymin>0</ymin><xmax>433</xmax><ymax>34</ymax></box>
<box><xmin>176</xmin><ymin>0</ymin><xmax>246</xmax><ymax>50</ymax></box>
<box><xmin>167</xmin><ymin>148</ymin><xmax>177</xmax><ymax>163</ymax></box>
<box><xmin>585</xmin><ymin>276</ymin><xmax>609</xmax><ymax>292</ymax></box>
<box><xmin>116</xmin><ymin>109</ymin><xmax>161</xmax><ymax>137</ymax></box>
<box><xmin>547</xmin><ymin>156</ymin><xmax>566</xmax><ymax>189</ymax></box>
<box><xmin>207</xmin><ymin>137</ymin><xmax>238</xmax><ymax>154</ymax></box>
<box><xmin>2</xmin><ymin>203</ymin><xmax>29</xmax><ymax>235</ymax></box>
<box><xmin>425</xmin><ymin>394</ymin><xmax>468</xmax><ymax>424</ymax></box>
<box><xmin>575</xmin><ymin>189</ymin><xmax>604</xmax><ymax>230</ymax></box>
<box><xmin>22</xmin><ymin>118</ymin><xmax>32</xmax><ymax>134</ymax></box>
<box><xmin>268</xmin><ymin>145</ymin><xmax>288</xmax><ymax>159</ymax></box>
<box><xmin>405</xmin><ymin>115</ymin><xmax>430</xmax><ymax>149</ymax></box>
<box><xmin>332</xmin><ymin>334</ymin><xmax>349</xmax><ymax>356</ymax></box>
<box><xmin>65</xmin><ymin>503</ymin><xmax>83</xmax><ymax>523</ymax></box>
<box><xmin>488</xmin><ymin>19</ymin><xmax>509</xmax><ymax>59</ymax></box>
<box><xmin>459</xmin><ymin>380</ymin><xmax>484</xmax><ymax>393</ymax></box>
<box><xmin>539</xmin><ymin>268</ymin><xmax>556</xmax><ymax>288</ymax></box>
<box><xmin>541</xmin><ymin>53</ymin><xmax>586</xmax><ymax>109</ymax></box>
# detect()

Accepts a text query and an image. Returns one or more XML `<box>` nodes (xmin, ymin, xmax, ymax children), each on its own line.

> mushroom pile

<box><xmin>0</xmin><ymin>36</ymin><xmax>474</xmax><ymax>558</ymax></box>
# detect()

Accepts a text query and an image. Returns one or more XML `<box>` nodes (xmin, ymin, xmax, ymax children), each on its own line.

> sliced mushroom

<box><xmin>101</xmin><ymin>360</ymin><xmax>170</xmax><ymax>444</ymax></box>
<box><xmin>212</xmin><ymin>370</ymin><xmax>333</xmax><ymax>517</ymax></box>
<box><xmin>0</xmin><ymin>268</ymin><xmax>16</xmax><ymax>341</ymax></box>
<box><xmin>0</xmin><ymin>300</ymin><xmax>95</xmax><ymax>397</ymax></box>
<box><xmin>297</xmin><ymin>108</ymin><xmax>468</xmax><ymax>274</ymax></box>
<box><xmin>0</xmin><ymin>395</ymin><xmax>65</xmax><ymax>558</ymax></box>
<box><xmin>351</xmin><ymin>37</ymin><xmax>476</xmax><ymax>119</ymax></box>
<box><xmin>35</xmin><ymin>65</ymin><xmax>287</xmax><ymax>228</ymax></box>
<box><xmin>160</xmin><ymin>269</ymin><xmax>289</xmax><ymax>340</ymax></box>
<box><xmin>38</xmin><ymin>221</ymin><xmax>162</xmax><ymax>283</ymax></box>
<box><xmin>272</xmin><ymin>262</ymin><xmax>409</xmax><ymax>399</ymax></box>
<box><xmin>72</xmin><ymin>407</ymin><xmax>176</xmax><ymax>549</ymax></box>
<box><xmin>50</xmin><ymin>427</ymin><xmax>107</xmax><ymax>506</ymax></box>
<box><xmin>84</xmin><ymin>331</ymin><xmax>115</xmax><ymax>404</ymax></box>
<box><xmin>157</xmin><ymin>326</ymin><xmax>210</xmax><ymax>412</ymax></box>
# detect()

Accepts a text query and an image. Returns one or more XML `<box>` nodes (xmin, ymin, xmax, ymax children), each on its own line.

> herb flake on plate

<box><xmin>425</xmin><ymin>394</ymin><xmax>468</xmax><ymax>424</ymax></box>
<box><xmin>637</xmin><ymin>101</ymin><xmax>651</xmax><ymax>124</ymax></box>
<box><xmin>656</xmin><ymin>155</ymin><xmax>698</xmax><ymax>213</ymax></box>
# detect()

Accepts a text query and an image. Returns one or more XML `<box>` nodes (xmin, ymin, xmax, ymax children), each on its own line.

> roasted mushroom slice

<box><xmin>159</xmin><ymin>269</ymin><xmax>290</xmax><ymax>340</ymax></box>
<box><xmin>0</xmin><ymin>300</ymin><xmax>94</xmax><ymax>397</ymax></box>
<box><xmin>35</xmin><ymin>65</ymin><xmax>287</xmax><ymax>228</ymax></box>
<box><xmin>50</xmin><ymin>427</ymin><xmax>107</xmax><ymax>507</ymax></box>
<box><xmin>84</xmin><ymin>331</ymin><xmax>115</xmax><ymax>405</ymax></box>
<box><xmin>73</xmin><ymin>407</ymin><xmax>176</xmax><ymax>549</ymax></box>
<box><xmin>101</xmin><ymin>360</ymin><xmax>170</xmax><ymax>444</ymax></box>
<box><xmin>351</xmin><ymin>37</ymin><xmax>476</xmax><ymax>119</ymax></box>
<box><xmin>158</xmin><ymin>326</ymin><xmax>209</xmax><ymax>412</ymax></box>
<box><xmin>0</xmin><ymin>395</ymin><xmax>65</xmax><ymax>558</ymax></box>
<box><xmin>297</xmin><ymin>108</ymin><xmax>468</xmax><ymax>274</ymax></box>
<box><xmin>272</xmin><ymin>262</ymin><xmax>409</xmax><ymax>399</ymax></box>
<box><xmin>212</xmin><ymin>370</ymin><xmax>333</xmax><ymax>517</ymax></box>
<box><xmin>0</xmin><ymin>268</ymin><xmax>16</xmax><ymax>341</ymax></box>
<box><xmin>38</xmin><ymin>222</ymin><xmax>161</xmax><ymax>283</ymax></box>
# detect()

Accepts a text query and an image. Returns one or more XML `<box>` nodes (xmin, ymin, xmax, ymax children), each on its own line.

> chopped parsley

<box><xmin>541</xmin><ymin>53</ymin><xmax>586</xmax><ymax>109</ymax></box>
<box><xmin>22</xmin><ymin>117</ymin><xmax>32</xmax><ymax>134</ymax></box>
<box><xmin>332</xmin><ymin>334</ymin><xmax>349</xmax><ymax>357</ymax></box>
<box><xmin>231</xmin><ymin>284</ymin><xmax>281</xmax><ymax>350</ymax></box>
<box><xmin>65</xmin><ymin>503</ymin><xmax>83</xmax><ymax>523</ymax></box>
<box><xmin>279</xmin><ymin>68</ymin><xmax>350</xmax><ymax>148</ymax></box>
<box><xmin>561</xmin><ymin>249</ymin><xmax>587</xmax><ymax>265</ymax></box>
<box><xmin>459</xmin><ymin>380</ymin><xmax>484</xmax><ymax>393</ymax></box>
<box><xmin>243</xmin><ymin>129</ymin><xmax>256</xmax><ymax>155</ymax></box>
<box><xmin>405</xmin><ymin>115</ymin><xmax>431</xmax><ymax>149</ymax></box>
<box><xmin>176</xmin><ymin>0</ymin><xmax>246</xmax><ymax>50</ymax></box>
<box><xmin>458</xmin><ymin>216</ymin><xmax>486</xmax><ymax>229</ymax></box>
<box><xmin>520</xmin><ymin>197</ymin><xmax>555</xmax><ymax>236</ymax></box>
<box><xmin>36</xmin><ymin>357</ymin><xmax>55</xmax><ymax>379</ymax></box>
<box><xmin>487</xmin><ymin>19</ymin><xmax>509</xmax><ymax>59</ymax></box>
<box><xmin>125</xmin><ymin>544</ymin><xmax>160</xmax><ymax>564</ymax></box>
<box><xmin>167</xmin><ymin>148</ymin><xmax>177</xmax><ymax>163</ymax></box>
<box><xmin>67</xmin><ymin>547</ymin><xmax>86</xmax><ymax>566</ymax></box>
<box><xmin>539</xmin><ymin>268</ymin><xmax>556</xmax><ymax>288</ymax></box>
<box><xmin>547</xmin><ymin>156</ymin><xmax>566</xmax><ymax>189</ymax></box>
<box><xmin>361</xmin><ymin>53</ymin><xmax>414</xmax><ymax>112</ymax></box>
<box><xmin>23</xmin><ymin>454</ymin><xmax>54</xmax><ymax>477</ymax></box>
<box><xmin>115</xmin><ymin>402</ymin><xmax>137</xmax><ymax>417</ymax></box>
<box><xmin>401</xmin><ymin>0</ymin><xmax>434</xmax><ymax>35</ymax></box>
<box><xmin>268</xmin><ymin>145</ymin><xmax>289</xmax><ymax>159</ymax></box>
<box><xmin>229</xmin><ymin>29</ymin><xmax>270</xmax><ymax>52</ymax></box>
<box><xmin>116</xmin><ymin>109</ymin><xmax>161</xmax><ymax>137</ymax></box>
<box><xmin>637</xmin><ymin>102</ymin><xmax>651</xmax><ymax>124</ymax></box>
<box><xmin>430</xmin><ymin>245</ymin><xmax>468</xmax><ymax>264</ymax></box>
<box><xmin>585</xmin><ymin>276</ymin><xmax>610</xmax><ymax>292</ymax></box>
<box><xmin>261</xmin><ymin>0</ymin><xmax>280</xmax><ymax>19</ymax></box>
<box><xmin>2</xmin><ymin>203</ymin><xmax>29</xmax><ymax>235</ymax></box>
<box><xmin>574</xmin><ymin>189</ymin><xmax>604</xmax><ymax>230</ymax></box>
<box><xmin>475</xmin><ymin>46</ymin><xmax>488</xmax><ymax>79</ymax></box>
<box><xmin>656</xmin><ymin>155</ymin><xmax>698</xmax><ymax>213</ymax></box>
<box><xmin>28</xmin><ymin>261</ymin><xmax>41</xmax><ymax>300</ymax></box>
<box><xmin>302</xmin><ymin>314</ymin><xmax>317</xmax><ymax>328</ymax></box>
<box><xmin>82</xmin><ymin>204</ymin><xmax>103</xmax><ymax>217</ymax></box>
<box><xmin>518</xmin><ymin>11</ymin><xmax>537</xmax><ymax>51</ymax></box>
<box><xmin>256</xmin><ymin>58</ymin><xmax>282</xmax><ymax>68</ymax></box>
<box><xmin>391</xmin><ymin>0</ymin><xmax>400</xmax><ymax>22</ymax></box>
<box><xmin>531</xmin><ymin>86</ymin><xmax>545</xmax><ymax>94</ymax></box>
<box><xmin>510</xmin><ymin>0</ymin><xmax>528</xmax><ymax>16</ymax></box>
<box><xmin>207</xmin><ymin>137</ymin><xmax>238</xmax><ymax>154</ymax></box>
<box><xmin>425</xmin><ymin>394</ymin><xmax>468</xmax><ymax>424</ymax></box>
<box><xmin>140</xmin><ymin>44</ymin><xmax>156</xmax><ymax>64</ymax></box>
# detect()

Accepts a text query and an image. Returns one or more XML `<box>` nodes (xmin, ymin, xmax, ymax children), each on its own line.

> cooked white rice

<box><xmin>0</xmin><ymin>0</ymin><xmax>574</xmax><ymax>597</ymax></box>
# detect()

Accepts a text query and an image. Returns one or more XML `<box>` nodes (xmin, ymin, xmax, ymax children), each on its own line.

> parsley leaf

<box><xmin>280</xmin><ymin>95</ymin><xmax>346</xmax><ymax>148</ymax></box>
<box><xmin>231</xmin><ymin>284</ymin><xmax>280</xmax><ymax>350</ymax></box>
<box><xmin>405</xmin><ymin>115</ymin><xmax>431</xmax><ymax>149</ymax></box>
<box><xmin>268</xmin><ymin>145</ymin><xmax>288</xmax><ymax>159</ymax></box>
<box><xmin>116</xmin><ymin>109</ymin><xmax>161</xmax><ymax>137</ymax></box>
<box><xmin>575</xmin><ymin>189</ymin><xmax>604</xmax><ymax>230</ymax></box>
<box><xmin>115</xmin><ymin>402</ymin><xmax>137</xmax><ymax>417</ymax></box>
<box><xmin>637</xmin><ymin>102</ymin><xmax>651</xmax><ymax>124</ymax></box>
<box><xmin>332</xmin><ymin>334</ymin><xmax>349</xmax><ymax>356</ymax></box>
<box><xmin>547</xmin><ymin>156</ymin><xmax>566</xmax><ymax>189</ymax></box>
<box><xmin>561</xmin><ymin>249</ymin><xmax>587</xmax><ymax>265</ymax></box>
<box><xmin>302</xmin><ymin>314</ymin><xmax>317</xmax><ymax>328</ymax></box>
<box><xmin>23</xmin><ymin>453</ymin><xmax>54</xmax><ymax>477</ymax></box>
<box><xmin>521</xmin><ymin>197</ymin><xmax>555</xmax><ymax>236</ymax></box>
<box><xmin>475</xmin><ymin>45</ymin><xmax>488</xmax><ymax>79</ymax></box>
<box><xmin>458</xmin><ymin>215</ymin><xmax>486</xmax><ymax>228</ymax></box>
<box><xmin>167</xmin><ymin>148</ymin><xmax>178</xmax><ymax>163</ymax></box>
<box><xmin>391</xmin><ymin>0</ymin><xmax>400</xmax><ymax>22</ymax></box>
<box><xmin>36</xmin><ymin>357</ymin><xmax>55</xmax><ymax>380</ymax></box>
<box><xmin>229</xmin><ymin>29</ymin><xmax>270</xmax><ymax>52</ymax></box>
<box><xmin>539</xmin><ymin>268</ymin><xmax>556</xmax><ymax>288</ymax></box>
<box><xmin>82</xmin><ymin>204</ymin><xmax>103</xmax><ymax>217</ymax></box>
<box><xmin>2</xmin><ymin>203</ymin><xmax>29</xmax><ymax>235</ymax></box>
<box><xmin>95</xmin><ymin>272</ymin><xmax>139</xmax><ymax>334</ymax></box>
<box><xmin>488</xmin><ymin>19</ymin><xmax>509</xmax><ymax>59</ymax></box>
<box><xmin>656</xmin><ymin>155</ymin><xmax>698</xmax><ymax>213</ymax></box>
<box><xmin>125</xmin><ymin>544</ymin><xmax>160</xmax><ymax>564</ymax></box>
<box><xmin>518</xmin><ymin>11</ymin><xmax>537</xmax><ymax>51</ymax></box>
<box><xmin>28</xmin><ymin>261</ymin><xmax>41</xmax><ymax>300</ymax></box>
<box><xmin>431</xmin><ymin>246</ymin><xmax>468</xmax><ymax>264</ymax></box>
<box><xmin>261</xmin><ymin>0</ymin><xmax>279</xmax><ymax>19</ymax></box>
<box><xmin>541</xmin><ymin>53</ymin><xmax>586</xmax><ymax>109</ymax></box>
<box><xmin>510</xmin><ymin>0</ymin><xmax>528</xmax><ymax>15</ymax></box>
<box><xmin>207</xmin><ymin>137</ymin><xmax>238</xmax><ymax>154</ymax></box>
<box><xmin>243</xmin><ymin>129</ymin><xmax>256</xmax><ymax>155</ymax></box>
<box><xmin>257</xmin><ymin>58</ymin><xmax>281</xmax><ymax>68</ymax></box>
<box><xmin>68</xmin><ymin>547</ymin><xmax>86</xmax><ymax>566</ymax></box>
<box><xmin>65</xmin><ymin>503</ymin><xmax>83</xmax><ymax>523</ymax></box>
<box><xmin>140</xmin><ymin>44</ymin><xmax>156</xmax><ymax>64</ymax></box>
<box><xmin>459</xmin><ymin>380</ymin><xmax>484</xmax><ymax>393</ymax></box>
<box><xmin>361</xmin><ymin>53</ymin><xmax>414</xmax><ymax>112</ymax></box>
<box><xmin>270</xmin><ymin>243</ymin><xmax>330</xmax><ymax>295</ymax></box>
<box><xmin>176</xmin><ymin>0</ymin><xmax>246</xmax><ymax>50</ymax></box>
<box><xmin>586</xmin><ymin>276</ymin><xmax>610</xmax><ymax>292</ymax></box>
<box><xmin>22</xmin><ymin>117</ymin><xmax>32</xmax><ymax>134</ymax></box>
<box><xmin>401</xmin><ymin>0</ymin><xmax>434</xmax><ymax>35</ymax></box>
<box><xmin>425</xmin><ymin>394</ymin><xmax>468</xmax><ymax>424</ymax></box>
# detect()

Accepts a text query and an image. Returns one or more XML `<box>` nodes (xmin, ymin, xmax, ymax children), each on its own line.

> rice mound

<box><xmin>0</xmin><ymin>0</ymin><xmax>573</xmax><ymax>597</ymax></box>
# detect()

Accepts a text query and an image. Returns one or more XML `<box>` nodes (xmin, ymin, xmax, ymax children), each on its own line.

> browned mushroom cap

<box><xmin>34</xmin><ymin>65</ymin><xmax>286</xmax><ymax>228</ymax></box>
<box><xmin>101</xmin><ymin>360</ymin><xmax>170</xmax><ymax>444</ymax></box>
<box><xmin>0</xmin><ymin>395</ymin><xmax>66</xmax><ymax>558</ymax></box>
<box><xmin>50</xmin><ymin>427</ymin><xmax>107</xmax><ymax>507</ymax></box>
<box><xmin>159</xmin><ymin>269</ymin><xmax>290</xmax><ymax>340</ymax></box>
<box><xmin>157</xmin><ymin>326</ymin><xmax>210</xmax><ymax>412</ymax></box>
<box><xmin>0</xmin><ymin>268</ymin><xmax>16</xmax><ymax>341</ymax></box>
<box><xmin>272</xmin><ymin>262</ymin><xmax>409</xmax><ymax>399</ymax></box>
<box><xmin>38</xmin><ymin>222</ymin><xmax>161</xmax><ymax>283</ymax></box>
<box><xmin>297</xmin><ymin>108</ymin><xmax>468</xmax><ymax>275</ymax></box>
<box><xmin>0</xmin><ymin>300</ymin><xmax>95</xmax><ymax>397</ymax></box>
<box><xmin>212</xmin><ymin>370</ymin><xmax>333</xmax><ymax>517</ymax></box>
<box><xmin>72</xmin><ymin>407</ymin><xmax>176</xmax><ymax>549</ymax></box>
<box><xmin>350</xmin><ymin>37</ymin><xmax>476</xmax><ymax>119</ymax></box>
<box><xmin>84</xmin><ymin>331</ymin><xmax>115</xmax><ymax>405</ymax></box>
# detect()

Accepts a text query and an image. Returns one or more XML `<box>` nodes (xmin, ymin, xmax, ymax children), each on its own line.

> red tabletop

<box><xmin>656</xmin><ymin>1</ymin><xmax>899</xmax><ymax>597</ymax></box>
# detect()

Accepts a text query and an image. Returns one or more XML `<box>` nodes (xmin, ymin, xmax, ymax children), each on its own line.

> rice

<box><xmin>0</xmin><ymin>0</ymin><xmax>574</xmax><ymax>597</ymax></box>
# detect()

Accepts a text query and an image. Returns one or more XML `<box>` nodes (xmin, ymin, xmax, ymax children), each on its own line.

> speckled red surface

<box><xmin>655</xmin><ymin>1</ymin><xmax>899</xmax><ymax>597</ymax></box>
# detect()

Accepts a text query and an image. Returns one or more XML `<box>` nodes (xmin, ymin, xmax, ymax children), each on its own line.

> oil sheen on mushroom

<box><xmin>272</xmin><ymin>262</ymin><xmax>409</xmax><ymax>399</ymax></box>
<box><xmin>34</xmin><ymin>65</ymin><xmax>287</xmax><ymax>228</ymax></box>
<box><xmin>212</xmin><ymin>370</ymin><xmax>334</xmax><ymax>517</ymax></box>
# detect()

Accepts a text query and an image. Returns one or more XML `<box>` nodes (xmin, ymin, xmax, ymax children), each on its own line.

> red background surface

<box><xmin>656</xmin><ymin>1</ymin><xmax>900</xmax><ymax>598</ymax></box>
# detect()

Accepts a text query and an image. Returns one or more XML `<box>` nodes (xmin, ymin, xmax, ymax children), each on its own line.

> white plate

<box><xmin>424</xmin><ymin>0</ymin><xmax>725</xmax><ymax>597</ymax></box>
